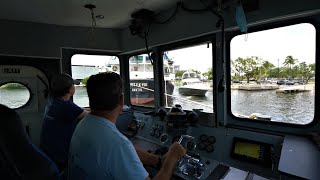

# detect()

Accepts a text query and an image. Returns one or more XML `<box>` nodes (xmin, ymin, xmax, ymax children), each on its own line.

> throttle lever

<box><xmin>178</xmin><ymin>135</ymin><xmax>196</xmax><ymax>159</ymax></box>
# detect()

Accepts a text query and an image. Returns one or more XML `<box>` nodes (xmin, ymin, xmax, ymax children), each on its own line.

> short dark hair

<box><xmin>50</xmin><ymin>74</ymin><xmax>75</xmax><ymax>97</ymax></box>
<box><xmin>86</xmin><ymin>72</ymin><xmax>123</xmax><ymax>111</ymax></box>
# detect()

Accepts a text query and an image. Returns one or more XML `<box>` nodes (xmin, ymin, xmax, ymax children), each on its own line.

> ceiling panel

<box><xmin>0</xmin><ymin>0</ymin><xmax>180</xmax><ymax>28</ymax></box>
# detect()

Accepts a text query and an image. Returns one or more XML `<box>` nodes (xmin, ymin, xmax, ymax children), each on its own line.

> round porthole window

<box><xmin>0</xmin><ymin>82</ymin><xmax>31</xmax><ymax>109</ymax></box>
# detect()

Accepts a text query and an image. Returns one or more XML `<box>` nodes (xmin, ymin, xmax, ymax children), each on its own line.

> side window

<box><xmin>230</xmin><ymin>23</ymin><xmax>316</xmax><ymax>125</ymax></box>
<box><xmin>71</xmin><ymin>54</ymin><xmax>120</xmax><ymax>107</ymax></box>
<box><xmin>0</xmin><ymin>82</ymin><xmax>30</xmax><ymax>109</ymax></box>
<box><xmin>129</xmin><ymin>54</ymin><xmax>154</xmax><ymax>107</ymax></box>
<box><xmin>163</xmin><ymin>43</ymin><xmax>213</xmax><ymax>113</ymax></box>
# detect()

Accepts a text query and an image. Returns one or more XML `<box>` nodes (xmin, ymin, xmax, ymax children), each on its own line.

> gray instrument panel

<box><xmin>132</xmin><ymin>112</ymin><xmax>276</xmax><ymax>180</ymax></box>
<box><xmin>133</xmin><ymin>112</ymin><xmax>218</xmax><ymax>180</ymax></box>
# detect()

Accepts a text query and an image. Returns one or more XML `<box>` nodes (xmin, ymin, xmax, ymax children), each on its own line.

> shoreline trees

<box><xmin>231</xmin><ymin>55</ymin><xmax>315</xmax><ymax>83</ymax></box>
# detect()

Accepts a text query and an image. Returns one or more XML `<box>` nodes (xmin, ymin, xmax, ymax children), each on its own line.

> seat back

<box><xmin>0</xmin><ymin>104</ymin><xmax>61</xmax><ymax>180</ymax></box>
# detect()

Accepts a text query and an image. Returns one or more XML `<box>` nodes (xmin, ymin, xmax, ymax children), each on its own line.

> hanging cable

<box><xmin>90</xmin><ymin>8</ymin><xmax>97</xmax><ymax>29</ymax></box>
<box><xmin>144</xmin><ymin>24</ymin><xmax>154</xmax><ymax>66</ymax></box>
<box><xmin>84</xmin><ymin>4</ymin><xmax>97</xmax><ymax>32</ymax></box>
<box><xmin>200</xmin><ymin>0</ymin><xmax>223</xmax><ymax>20</ymax></box>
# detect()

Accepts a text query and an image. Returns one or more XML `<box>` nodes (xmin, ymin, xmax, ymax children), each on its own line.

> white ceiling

<box><xmin>0</xmin><ymin>0</ymin><xmax>180</xmax><ymax>28</ymax></box>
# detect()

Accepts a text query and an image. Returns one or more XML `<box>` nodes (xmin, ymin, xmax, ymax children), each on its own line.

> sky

<box><xmin>72</xmin><ymin>23</ymin><xmax>316</xmax><ymax>73</ymax></box>
<box><xmin>230</xmin><ymin>23</ymin><xmax>316</xmax><ymax>67</ymax></box>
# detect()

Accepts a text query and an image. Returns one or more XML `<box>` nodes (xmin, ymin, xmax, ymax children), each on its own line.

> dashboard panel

<box><xmin>126</xmin><ymin>112</ymin><xmax>283</xmax><ymax>180</ymax></box>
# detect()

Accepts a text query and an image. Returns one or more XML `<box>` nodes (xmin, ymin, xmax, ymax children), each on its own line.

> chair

<box><xmin>0</xmin><ymin>104</ymin><xmax>61</xmax><ymax>180</ymax></box>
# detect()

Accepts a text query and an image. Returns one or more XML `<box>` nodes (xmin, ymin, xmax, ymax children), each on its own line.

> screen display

<box><xmin>234</xmin><ymin>142</ymin><xmax>261</xmax><ymax>159</ymax></box>
<box><xmin>231</xmin><ymin>138</ymin><xmax>272</xmax><ymax>167</ymax></box>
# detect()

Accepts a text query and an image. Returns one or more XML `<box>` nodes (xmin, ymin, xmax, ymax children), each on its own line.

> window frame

<box><xmin>156</xmin><ymin>35</ymin><xmax>217</xmax><ymax>127</ymax></box>
<box><xmin>126</xmin><ymin>35</ymin><xmax>217</xmax><ymax>126</ymax></box>
<box><xmin>63</xmin><ymin>48</ymin><xmax>121</xmax><ymax>107</ymax></box>
<box><xmin>226</xmin><ymin>19</ymin><xmax>319</xmax><ymax>128</ymax></box>
<box><xmin>127</xmin><ymin>52</ymin><xmax>157</xmax><ymax>109</ymax></box>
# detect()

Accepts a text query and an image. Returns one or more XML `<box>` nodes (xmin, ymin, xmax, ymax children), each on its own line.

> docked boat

<box><xmin>178</xmin><ymin>71</ymin><xmax>208</xmax><ymax>96</ymax></box>
<box><xmin>127</xmin><ymin>55</ymin><xmax>175</xmax><ymax>105</ymax></box>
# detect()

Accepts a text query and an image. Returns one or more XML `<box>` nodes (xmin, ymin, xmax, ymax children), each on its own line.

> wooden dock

<box><xmin>231</xmin><ymin>85</ymin><xmax>279</xmax><ymax>91</ymax></box>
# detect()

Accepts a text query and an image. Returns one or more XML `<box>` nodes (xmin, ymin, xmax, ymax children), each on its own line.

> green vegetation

<box><xmin>231</xmin><ymin>55</ymin><xmax>315</xmax><ymax>83</ymax></box>
<box><xmin>174</xmin><ymin>80</ymin><xmax>182</xmax><ymax>86</ymax></box>
<box><xmin>82</xmin><ymin>77</ymin><xmax>89</xmax><ymax>86</ymax></box>
<box><xmin>202</xmin><ymin>68</ymin><xmax>213</xmax><ymax>80</ymax></box>
<box><xmin>0</xmin><ymin>83</ymin><xmax>25</xmax><ymax>89</ymax></box>
<box><xmin>175</xmin><ymin>70</ymin><xmax>186</xmax><ymax>78</ymax></box>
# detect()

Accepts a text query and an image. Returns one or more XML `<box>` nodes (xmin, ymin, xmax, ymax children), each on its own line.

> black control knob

<box><xmin>186</xmin><ymin>140</ymin><xmax>197</xmax><ymax>151</ymax></box>
<box><xmin>199</xmin><ymin>134</ymin><xmax>208</xmax><ymax>141</ymax></box>
<box><xmin>197</xmin><ymin>142</ymin><xmax>206</xmax><ymax>150</ymax></box>
<box><xmin>150</xmin><ymin>130</ymin><xmax>155</xmax><ymax>136</ymax></box>
<box><xmin>157</xmin><ymin>107</ymin><xmax>167</xmax><ymax>121</ymax></box>
<box><xmin>187</xmin><ymin>111</ymin><xmax>199</xmax><ymax>124</ymax></box>
<box><xmin>155</xmin><ymin>130</ymin><xmax>161</xmax><ymax>138</ymax></box>
<box><xmin>152</xmin><ymin>124</ymin><xmax>158</xmax><ymax>130</ymax></box>
<box><xmin>158</xmin><ymin>125</ymin><xmax>163</xmax><ymax>131</ymax></box>
<box><xmin>208</xmin><ymin>136</ymin><xmax>216</xmax><ymax>144</ymax></box>
<box><xmin>205</xmin><ymin>144</ymin><xmax>214</xmax><ymax>153</ymax></box>
<box><xmin>160</xmin><ymin>134</ymin><xmax>168</xmax><ymax>143</ymax></box>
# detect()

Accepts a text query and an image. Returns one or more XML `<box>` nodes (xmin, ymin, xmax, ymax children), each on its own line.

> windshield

<box><xmin>163</xmin><ymin>43</ymin><xmax>213</xmax><ymax>113</ymax></box>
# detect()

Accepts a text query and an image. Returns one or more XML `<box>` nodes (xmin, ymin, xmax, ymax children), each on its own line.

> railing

<box><xmin>130</xmin><ymin>84</ymin><xmax>214</xmax><ymax>109</ymax></box>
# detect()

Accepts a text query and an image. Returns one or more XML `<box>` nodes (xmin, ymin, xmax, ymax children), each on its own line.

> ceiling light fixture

<box><xmin>84</xmin><ymin>4</ymin><xmax>97</xmax><ymax>28</ymax></box>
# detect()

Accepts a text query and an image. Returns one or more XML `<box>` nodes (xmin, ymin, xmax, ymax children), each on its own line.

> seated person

<box><xmin>0</xmin><ymin>104</ymin><xmax>60</xmax><ymax>180</ymax></box>
<box><xmin>40</xmin><ymin>74</ymin><xmax>88</xmax><ymax>171</ymax></box>
<box><xmin>68</xmin><ymin>72</ymin><xmax>186</xmax><ymax>180</ymax></box>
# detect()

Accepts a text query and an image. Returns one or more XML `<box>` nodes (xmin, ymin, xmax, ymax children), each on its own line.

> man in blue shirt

<box><xmin>40</xmin><ymin>74</ymin><xmax>88</xmax><ymax>171</ymax></box>
<box><xmin>68</xmin><ymin>72</ymin><xmax>186</xmax><ymax>180</ymax></box>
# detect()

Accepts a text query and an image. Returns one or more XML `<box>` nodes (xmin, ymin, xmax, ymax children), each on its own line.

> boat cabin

<box><xmin>0</xmin><ymin>0</ymin><xmax>319</xmax><ymax>179</ymax></box>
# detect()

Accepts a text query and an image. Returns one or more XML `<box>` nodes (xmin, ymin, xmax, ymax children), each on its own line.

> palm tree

<box><xmin>283</xmin><ymin>56</ymin><xmax>297</xmax><ymax>78</ymax></box>
<box><xmin>261</xmin><ymin>61</ymin><xmax>275</xmax><ymax>78</ymax></box>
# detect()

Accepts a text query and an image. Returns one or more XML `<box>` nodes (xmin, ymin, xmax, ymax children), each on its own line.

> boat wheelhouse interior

<box><xmin>1</xmin><ymin>0</ymin><xmax>319</xmax><ymax>179</ymax></box>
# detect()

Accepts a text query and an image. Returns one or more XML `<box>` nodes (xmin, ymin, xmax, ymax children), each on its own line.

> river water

<box><xmin>0</xmin><ymin>86</ymin><xmax>314</xmax><ymax>125</ymax></box>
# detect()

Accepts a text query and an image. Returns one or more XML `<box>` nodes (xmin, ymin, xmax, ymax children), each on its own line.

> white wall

<box><xmin>0</xmin><ymin>20</ymin><xmax>121</xmax><ymax>58</ymax></box>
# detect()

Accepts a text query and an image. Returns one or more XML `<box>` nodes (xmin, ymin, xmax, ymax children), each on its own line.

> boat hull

<box><xmin>178</xmin><ymin>87</ymin><xmax>207</xmax><ymax>96</ymax></box>
<box><xmin>131</xmin><ymin>79</ymin><xmax>174</xmax><ymax>105</ymax></box>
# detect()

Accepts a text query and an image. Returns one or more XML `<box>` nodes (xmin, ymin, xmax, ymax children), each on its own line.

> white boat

<box><xmin>178</xmin><ymin>71</ymin><xmax>208</xmax><ymax>96</ymax></box>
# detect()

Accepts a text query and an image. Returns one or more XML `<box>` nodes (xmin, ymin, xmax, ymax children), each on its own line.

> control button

<box><xmin>152</xmin><ymin>124</ymin><xmax>158</xmax><ymax>130</ymax></box>
<box><xmin>186</xmin><ymin>140</ymin><xmax>196</xmax><ymax>151</ymax></box>
<box><xmin>205</xmin><ymin>144</ymin><xmax>214</xmax><ymax>153</ymax></box>
<box><xmin>155</xmin><ymin>130</ymin><xmax>161</xmax><ymax>138</ymax></box>
<box><xmin>200</xmin><ymin>134</ymin><xmax>208</xmax><ymax>141</ymax></box>
<box><xmin>197</xmin><ymin>142</ymin><xmax>206</xmax><ymax>150</ymax></box>
<box><xmin>150</xmin><ymin>130</ymin><xmax>155</xmax><ymax>136</ymax></box>
<box><xmin>157</xmin><ymin>125</ymin><xmax>163</xmax><ymax>131</ymax></box>
<box><xmin>208</xmin><ymin>136</ymin><xmax>216</xmax><ymax>144</ymax></box>
<box><xmin>160</xmin><ymin>133</ymin><xmax>168</xmax><ymax>143</ymax></box>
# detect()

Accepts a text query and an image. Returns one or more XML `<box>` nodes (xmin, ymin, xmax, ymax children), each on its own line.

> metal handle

<box><xmin>178</xmin><ymin>135</ymin><xmax>195</xmax><ymax>144</ymax></box>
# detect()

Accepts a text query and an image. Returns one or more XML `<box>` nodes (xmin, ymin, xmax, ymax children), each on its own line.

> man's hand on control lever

<box><xmin>149</xmin><ymin>142</ymin><xmax>186</xmax><ymax>180</ymax></box>
<box><xmin>165</xmin><ymin>142</ymin><xmax>186</xmax><ymax>162</ymax></box>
